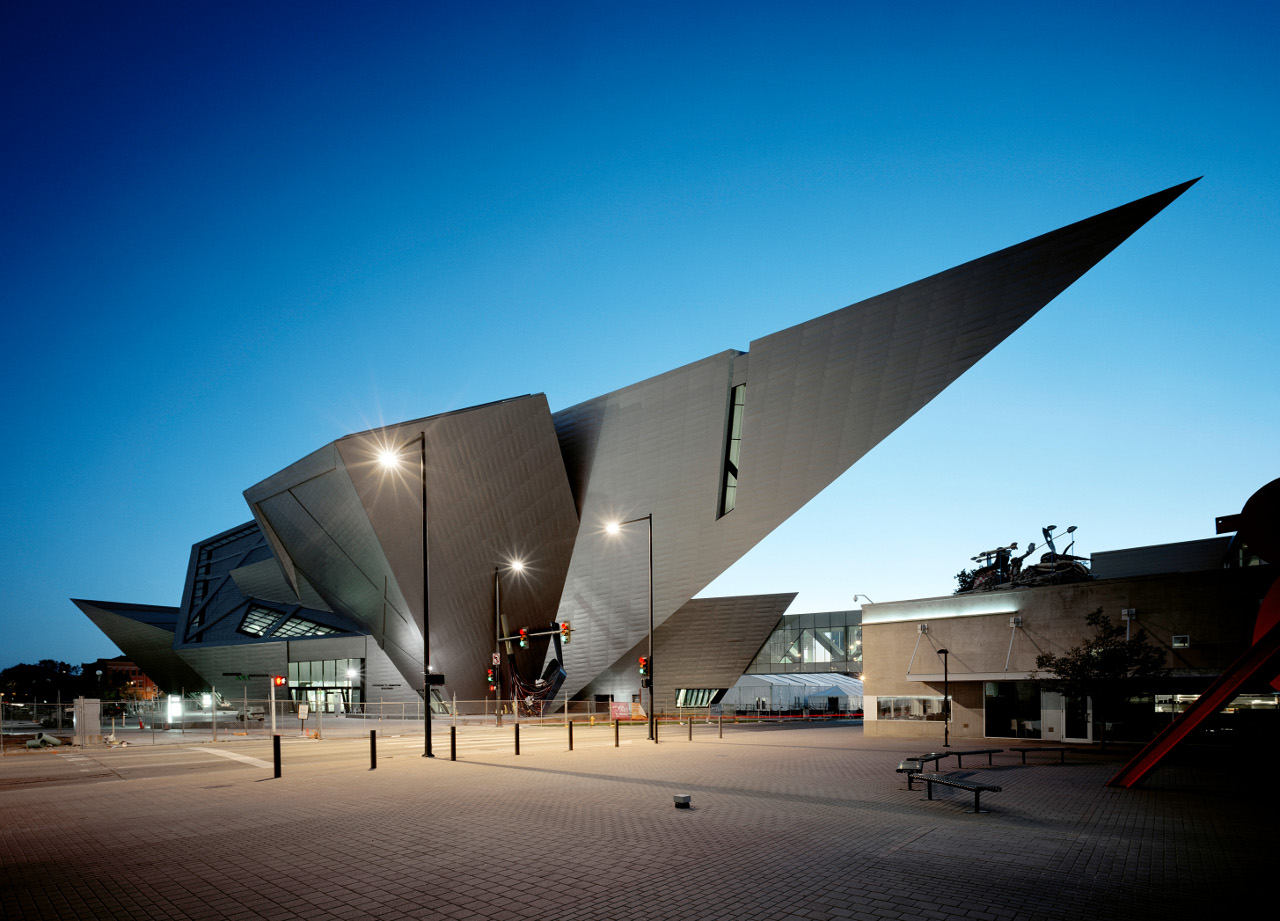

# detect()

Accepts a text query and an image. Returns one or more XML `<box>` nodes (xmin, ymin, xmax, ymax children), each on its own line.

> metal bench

<box><xmin>896</xmin><ymin>759</ymin><xmax>924</xmax><ymax>790</ymax></box>
<box><xmin>946</xmin><ymin>748</ymin><xmax>1004</xmax><ymax>768</ymax></box>
<box><xmin>918</xmin><ymin>773</ymin><xmax>1003</xmax><ymax>813</ymax></box>
<box><xmin>1009</xmin><ymin>746</ymin><xmax>1078</xmax><ymax>764</ymax></box>
<box><xmin>911</xmin><ymin>752</ymin><xmax>949</xmax><ymax>770</ymax></box>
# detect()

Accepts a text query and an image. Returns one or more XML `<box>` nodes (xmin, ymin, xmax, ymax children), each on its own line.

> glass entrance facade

<box><xmin>288</xmin><ymin>658</ymin><xmax>364</xmax><ymax>712</ymax></box>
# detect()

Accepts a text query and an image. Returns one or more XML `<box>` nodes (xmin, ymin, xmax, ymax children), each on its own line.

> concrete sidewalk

<box><xmin>0</xmin><ymin>724</ymin><xmax>1268</xmax><ymax>920</ymax></box>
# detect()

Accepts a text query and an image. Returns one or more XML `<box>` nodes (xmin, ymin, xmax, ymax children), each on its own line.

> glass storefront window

<box><xmin>984</xmin><ymin>681</ymin><xmax>1042</xmax><ymax>739</ymax></box>
<box><xmin>876</xmin><ymin>695</ymin><xmax>945</xmax><ymax>721</ymax></box>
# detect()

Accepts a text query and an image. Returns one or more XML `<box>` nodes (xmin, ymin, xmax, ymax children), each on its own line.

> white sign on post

<box><xmin>491</xmin><ymin>653</ymin><xmax>500</xmax><ymax>665</ymax></box>
<box><xmin>298</xmin><ymin>704</ymin><xmax>310</xmax><ymax>720</ymax></box>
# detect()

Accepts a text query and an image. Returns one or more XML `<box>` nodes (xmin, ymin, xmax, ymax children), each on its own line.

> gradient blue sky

<box><xmin>3</xmin><ymin>2</ymin><xmax>1277</xmax><ymax>670</ymax></box>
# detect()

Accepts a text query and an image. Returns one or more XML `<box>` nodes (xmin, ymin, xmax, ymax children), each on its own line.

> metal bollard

<box><xmin>273</xmin><ymin>734</ymin><xmax>281</xmax><ymax>778</ymax></box>
<box><xmin>568</xmin><ymin>720</ymin><xmax>574</xmax><ymax>751</ymax></box>
<box><xmin>688</xmin><ymin>717</ymin><xmax>693</xmax><ymax>741</ymax></box>
<box><xmin>370</xmin><ymin>729</ymin><xmax>377</xmax><ymax>770</ymax></box>
<box><xmin>654</xmin><ymin>718</ymin><xmax>659</xmax><ymax>744</ymax></box>
<box><xmin>719</xmin><ymin>715</ymin><xmax>723</xmax><ymax>739</ymax></box>
<box><xmin>450</xmin><ymin>725</ymin><xmax>456</xmax><ymax>762</ymax></box>
<box><xmin>614</xmin><ymin>718</ymin><xmax>619</xmax><ymax>748</ymax></box>
<box><xmin>514</xmin><ymin>723</ymin><xmax>520</xmax><ymax>756</ymax></box>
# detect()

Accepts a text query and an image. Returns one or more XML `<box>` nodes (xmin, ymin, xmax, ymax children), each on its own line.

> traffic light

<box><xmin>638</xmin><ymin>656</ymin><xmax>648</xmax><ymax>677</ymax></box>
<box><xmin>272</xmin><ymin>675</ymin><xmax>287</xmax><ymax>687</ymax></box>
<box><xmin>560</xmin><ymin>621</ymin><xmax>572</xmax><ymax>644</ymax></box>
<box><xmin>487</xmin><ymin>668</ymin><xmax>497</xmax><ymax>692</ymax></box>
<box><xmin>518</xmin><ymin>628</ymin><xmax>529</xmax><ymax>648</ymax></box>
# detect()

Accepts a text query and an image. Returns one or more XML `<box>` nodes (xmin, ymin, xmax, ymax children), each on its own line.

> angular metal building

<box><xmin>76</xmin><ymin>180</ymin><xmax>1196</xmax><ymax>711</ymax></box>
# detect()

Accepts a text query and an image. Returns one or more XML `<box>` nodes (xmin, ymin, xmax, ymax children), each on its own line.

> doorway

<box><xmin>1064</xmin><ymin>694</ymin><xmax>1092</xmax><ymax>742</ymax></box>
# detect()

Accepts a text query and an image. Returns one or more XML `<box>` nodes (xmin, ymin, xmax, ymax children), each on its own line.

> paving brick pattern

<box><xmin>0</xmin><ymin>724</ymin><xmax>1269</xmax><ymax>920</ymax></box>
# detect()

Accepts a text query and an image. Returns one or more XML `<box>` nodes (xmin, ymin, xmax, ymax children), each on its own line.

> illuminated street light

<box><xmin>493</xmin><ymin>558</ymin><xmax>526</xmax><ymax>727</ymax></box>
<box><xmin>607</xmin><ymin>514</ymin><xmax>655</xmax><ymax>742</ymax></box>
<box><xmin>378</xmin><ymin>432</ymin><xmax>435</xmax><ymax>758</ymax></box>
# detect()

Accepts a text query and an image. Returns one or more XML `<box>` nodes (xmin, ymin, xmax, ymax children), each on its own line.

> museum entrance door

<box><xmin>1064</xmin><ymin>694</ymin><xmax>1092</xmax><ymax>742</ymax></box>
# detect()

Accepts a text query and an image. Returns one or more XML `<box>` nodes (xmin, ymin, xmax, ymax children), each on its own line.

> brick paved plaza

<box><xmin>0</xmin><ymin>722</ymin><xmax>1269</xmax><ymax>920</ymax></box>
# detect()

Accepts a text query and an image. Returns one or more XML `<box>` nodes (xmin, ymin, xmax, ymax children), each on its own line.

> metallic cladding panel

<box><xmin>176</xmin><ymin>642</ymin><xmax>287</xmax><ymax>700</ymax></box>
<box><xmin>552</xmin><ymin>180</ymin><xmax>1195</xmax><ymax>699</ymax></box>
<box><xmin>1091</xmin><ymin>536</ymin><xmax>1233</xmax><ymax>579</ymax></box>
<box><xmin>245</xmin><ymin>457</ymin><xmax>421</xmax><ymax>692</ymax></box>
<box><xmin>229</xmin><ymin>558</ymin><xmax>312</xmax><ymax>607</ymax></box>
<box><xmin>71</xmin><ymin>600</ymin><xmax>206</xmax><ymax>695</ymax></box>
<box><xmin>336</xmin><ymin>394</ymin><xmax>579</xmax><ymax>702</ymax></box>
<box><xmin>175</xmin><ymin>523</ymin><xmax>361</xmax><ymax>650</ymax></box>
<box><xmin>553</xmin><ymin>352</ymin><xmax>738</xmax><ymax>699</ymax></box>
<box><xmin>576</xmin><ymin>593</ymin><xmax>796</xmax><ymax>705</ymax></box>
<box><xmin>244</xmin><ymin>395</ymin><xmax>577</xmax><ymax>703</ymax></box>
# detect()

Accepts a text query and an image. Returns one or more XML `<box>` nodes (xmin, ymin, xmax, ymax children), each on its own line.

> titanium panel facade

<box><xmin>75</xmin><ymin>182</ymin><xmax>1196</xmax><ymax>710</ymax></box>
<box><xmin>245</xmin><ymin>394</ymin><xmax>580</xmax><ymax>702</ymax></box>
<box><xmin>553</xmin><ymin>180</ymin><xmax>1197</xmax><ymax>699</ymax></box>
<box><xmin>577</xmin><ymin>593</ymin><xmax>797</xmax><ymax>706</ymax></box>
<box><xmin>71</xmin><ymin>600</ymin><xmax>206</xmax><ymax>695</ymax></box>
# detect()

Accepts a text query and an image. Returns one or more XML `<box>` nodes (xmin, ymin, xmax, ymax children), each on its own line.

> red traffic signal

<box><xmin>518</xmin><ymin>628</ymin><xmax>529</xmax><ymax>648</ymax></box>
<box><xmin>272</xmin><ymin>675</ymin><xmax>287</xmax><ymax>687</ymax></box>
<box><xmin>638</xmin><ymin>656</ymin><xmax>648</xmax><ymax>677</ymax></box>
<box><xmin>487</xmin><ymin>667</ymin><xmax>497</xmax><ymax>691</ymax></box>
<box><xmin>560</xmin><ymin>621</ymin><xmax>572</xmax><ymax>643</ymax></box>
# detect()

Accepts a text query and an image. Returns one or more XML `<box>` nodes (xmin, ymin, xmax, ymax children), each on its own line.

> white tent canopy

<box><xmin>721</xmin><ymin>673</ymin><xmax>863</xmax><ymax>713</ymax></box>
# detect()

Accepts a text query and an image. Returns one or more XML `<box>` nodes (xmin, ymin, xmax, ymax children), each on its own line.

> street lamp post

<box><xmin>938</xmin><ymin>647</ymin><xmax>950</xmax><ymax>748</ymax></box>
<box><xmin>379</xmin><ymin>432</ymin><xmax>434</xmax><ymax>758</ymax></box>
<box><xmin>493</xmin><ymin>560</ymin><xmax>525</xmax><ymax>728</ymax></box>
<box><xmin>608</xmin><ymin>515</ymin><xmax>655</xmax><ymax>742</ymax></box>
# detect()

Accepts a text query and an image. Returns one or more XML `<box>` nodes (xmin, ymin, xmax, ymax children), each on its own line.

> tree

<box><xmin>1031</xmin><ymin>608</ymin><xmax>1166</xmax><ymax>750</ymax></box>
<box><xmin>954</xmin><ymin>568</ymin><xmax>976</xmax><ymax>594</ymax></box>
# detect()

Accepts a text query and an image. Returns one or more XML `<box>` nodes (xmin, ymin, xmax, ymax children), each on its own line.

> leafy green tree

<box><xmin>1032</xmin><ymin>608</ymin><xmax>1166</xmax><ymax>750</ymax></box>
<box><xmin>954</xmin><ymin>568</ymin><xmax>976</xmax><ymax>594</ymax></box>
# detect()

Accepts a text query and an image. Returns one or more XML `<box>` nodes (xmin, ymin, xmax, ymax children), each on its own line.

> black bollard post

<box><xmin>719</xmin><ymin>715</ymin><xmax>723</xmax><ymax>739</ymax></box>
<box><xmin>688</xmin><ymin>716</ymin><xmax>693</xmax><ymax>741</ymax></box>
<box><xmin>614</xmin><ymin>717</ymin><xmax>619</xmax><ymax>748</ymax></box>
<box><xmin>654</xmin><ymin>717</ymin><xmax>659</xmax><ymax>744</ymax></box>
<box><xmin>450</xmin><ymin>725</ymin><xmax>456</xmax><ymax>762</ymax></box>
<box><xmin>514</xmin><ymin>723</ymin><xmax>520</xmax><ymax>756</ymax></box>
<box><xmin>568</xmin><ymin>720</ymin><xmax>574</xmax><ymax>751</ymax></box>
<box><xmin>273</xmin><ymin>734</ymin><xmax>281</xmax><ymax>779</ymax></box>
<box><xmin>370</xmin><ymin>729</ymin><xmax>377</xmax><ymax>770</ymax></box>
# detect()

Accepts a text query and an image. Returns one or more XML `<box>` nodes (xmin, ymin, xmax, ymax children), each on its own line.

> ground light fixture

<box><xmin>377</xmin><ymin>432</ymin><xmax>435</xmax><ymax>758</ymax></box>
<box><xmin>607</xmin><ymin>514</ymin><xmax>655</xmax><ymax>742</ymax></box>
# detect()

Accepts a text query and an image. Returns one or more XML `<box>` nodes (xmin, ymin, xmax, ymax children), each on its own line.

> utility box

<box><xmin>73</xmin><ymin>697</ymin><xmax>102</xmax><ymax>746</ymax></box>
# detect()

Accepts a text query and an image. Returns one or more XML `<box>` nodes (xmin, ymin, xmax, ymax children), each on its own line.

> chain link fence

<box><xmin>1</xmin><ymin>692</ymin><xmax>854</xmax><ymax>751</ymax></box>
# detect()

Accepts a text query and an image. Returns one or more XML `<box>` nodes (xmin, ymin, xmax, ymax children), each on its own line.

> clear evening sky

<box><xmin>2</xmin><ymin>3</ymin><xmax>1277</xmax><ymax>670</ymax></box>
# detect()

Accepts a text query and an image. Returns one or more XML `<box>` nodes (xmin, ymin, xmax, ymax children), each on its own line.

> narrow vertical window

<box><xmin>719</xmin><ymin>384</ymin><xmax>746</xmax><ymax>516</ymax></box>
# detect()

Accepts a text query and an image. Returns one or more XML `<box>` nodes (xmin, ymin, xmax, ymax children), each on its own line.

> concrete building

<box><xmin>862</xmin><ymin>534</ymin><xmax>1274</xmax><ymax>743</ymax></box>
<box><xmin>74</xmin><ymin>181</ymin><xmax>1196</xmax><ymax>714</ymax></box>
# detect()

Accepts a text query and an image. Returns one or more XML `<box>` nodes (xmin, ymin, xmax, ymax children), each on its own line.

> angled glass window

<box><xmin>676</xmin><ymin>688</ymin><xmax>719</xmax><ymax>708</ymax></box>
<box><xmin>272</xmin><ymin>616</ymin><xmax>338</xmax><ymax>639</ymax></box>
<box><xmin>237</xmin><ymin>605</ymin><xmax>281</xmax><ymax>638</ymax></box>
<box><xmin>718</xmin><ymin>384</ymin><xmax>746</xmax><ymax>517</ymax></box>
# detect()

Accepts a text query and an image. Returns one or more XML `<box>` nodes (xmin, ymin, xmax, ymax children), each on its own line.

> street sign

<box><xmin>491</xmin><ymin>653</ymin><xmax>500</xmax><ymax>665</ymax></box>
